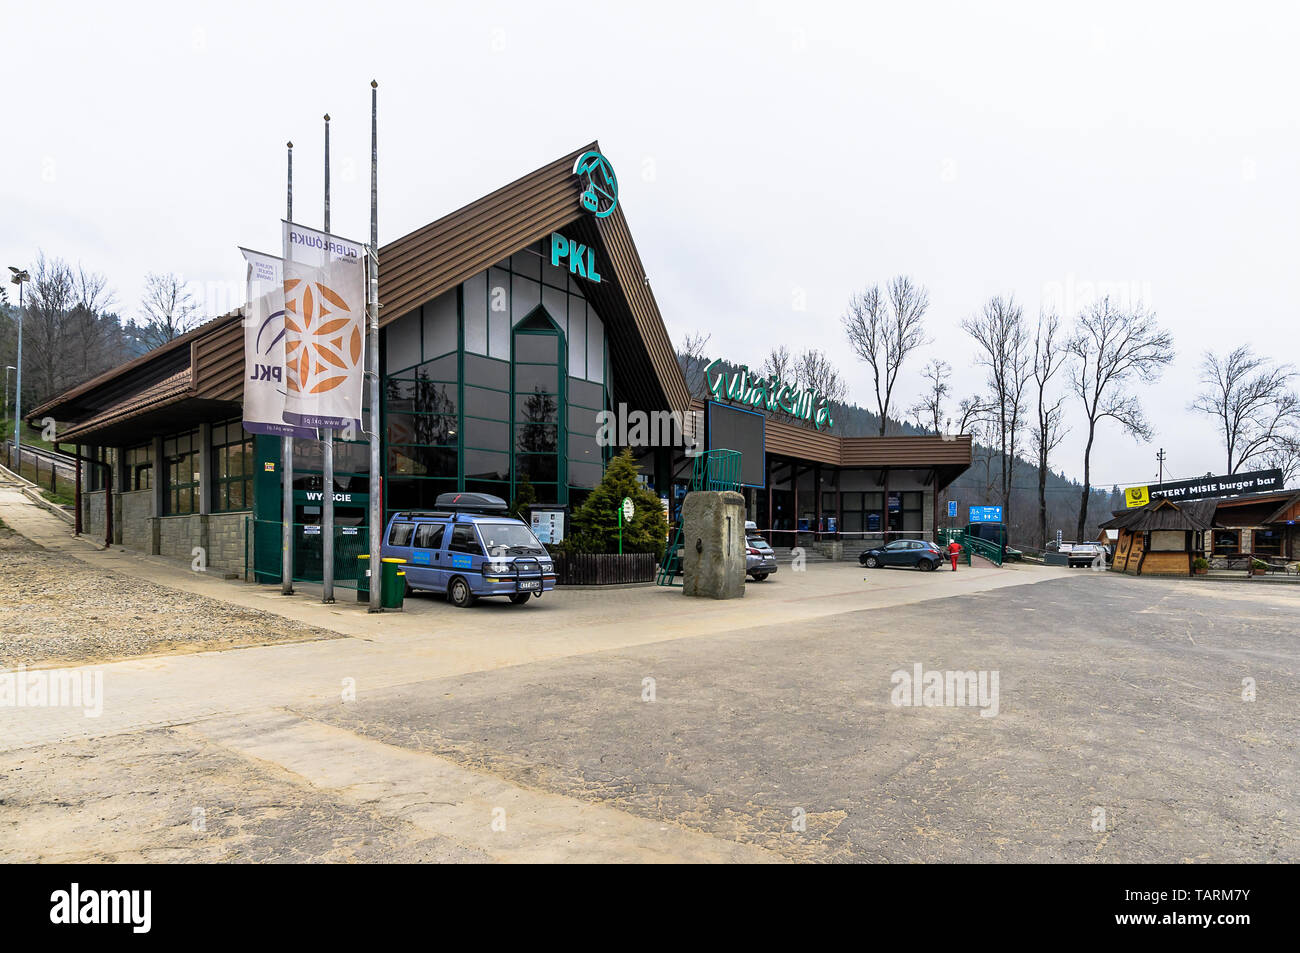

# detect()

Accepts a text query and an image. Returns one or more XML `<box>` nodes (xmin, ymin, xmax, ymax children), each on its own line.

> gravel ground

<box><xmin>0</xmin><ymin>519</ymin><xmax>343</xmax><ymax>669</ymax></box>
<box><xmin>0</xmin><ymin>725</ymin><xmax>489</xmax><ymax>862</ymax></box>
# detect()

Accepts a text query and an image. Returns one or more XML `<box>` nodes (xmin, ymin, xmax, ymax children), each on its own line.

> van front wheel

<box><xmin>448</xmin><ymin>577</ymin><xmax>476</xmax><ymax>608</ymax></box>
<box><xmin>509</xmin><ymin>593</ymin><xmax>531</xmax><ymax>605</ymax></box>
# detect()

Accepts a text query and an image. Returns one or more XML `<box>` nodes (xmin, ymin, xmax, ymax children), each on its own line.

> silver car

<box><xmin>746</xmin><ymin>534</ymin><xmax>778</xmax><ymax>581</ymax></box>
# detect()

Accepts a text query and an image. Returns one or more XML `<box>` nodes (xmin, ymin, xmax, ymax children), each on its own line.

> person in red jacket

<box><xmin>947</xmin><ymin>540</ymin><xmax>962</xmax><ymax>572</ymax></box>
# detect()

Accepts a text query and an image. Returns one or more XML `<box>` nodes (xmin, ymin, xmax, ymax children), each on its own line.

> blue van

<box><xmin>380</xmin><ymin>492</ymin><xmax>556</xmax><ymax>607</ymax></box>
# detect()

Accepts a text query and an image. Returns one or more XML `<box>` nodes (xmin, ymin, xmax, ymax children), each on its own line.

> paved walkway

<box><xmin>0</xmin><ymin>485</ymin><xmax>1072</xmax><ymax>861</ymax></box>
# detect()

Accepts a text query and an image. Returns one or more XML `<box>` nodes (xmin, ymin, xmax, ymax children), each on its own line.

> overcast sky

<box><xmin>4</xmin><ymin>1</ymin><xmax>1297</xmax><ymax>489</ymax></box>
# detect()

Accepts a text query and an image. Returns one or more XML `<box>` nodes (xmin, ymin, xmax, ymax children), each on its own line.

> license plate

<box><xmin>517</xmin><ymin>579</ymin><xmax>540</xmax><ymax>591</ymax></box>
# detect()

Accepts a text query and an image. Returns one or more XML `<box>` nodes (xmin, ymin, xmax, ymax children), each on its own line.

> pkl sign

<box><xmin>550</xmin><ymin>233</ymin><xmax>601</xmax><ymax>284</ymax></box>
<box><xmin>969</xmin><ymin>505</ymin><xmax>1003</xmax><ymax>523</ymax></box>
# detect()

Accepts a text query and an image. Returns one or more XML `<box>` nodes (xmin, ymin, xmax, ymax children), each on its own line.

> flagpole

<box><xmin>367</xmin><ymin>80</ymin><xmax>382</xmax><ymax>612</ymax></box>
<box><xmin>321</xmin><ymin>113</ymin><xmax>336</xmax><ymax>603</ymax></box>
<box><xmin>281</xmin><ymin>140</ymin><xmax>295</xmax><ymax>596</ymax></box>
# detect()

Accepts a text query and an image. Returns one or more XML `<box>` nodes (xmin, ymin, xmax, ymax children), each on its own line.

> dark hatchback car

<box><xmin>859</xmin><ymin>539</ymin><xmax>945</xmax><ymax>571</ymax></box>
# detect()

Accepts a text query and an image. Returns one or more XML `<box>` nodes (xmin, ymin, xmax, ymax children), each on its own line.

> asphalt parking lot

<box><xmin>1</xmin><ymin>482</ymin><xmax>1295</xmax><ymax>863</ymax></box>
<box><xmin>311</xmin><ymin>572</ymin><xmax>1299</xmax><ymax>862</ymax></box>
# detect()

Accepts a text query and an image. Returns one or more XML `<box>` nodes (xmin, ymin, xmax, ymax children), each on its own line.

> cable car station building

<box><xmin>31</xmin><ymin>144</ymin><xmax>972</xmax><ymax>582</ymax></box>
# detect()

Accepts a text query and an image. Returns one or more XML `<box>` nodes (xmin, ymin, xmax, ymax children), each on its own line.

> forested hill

<box><xmin>678</xmin><ymin>353</ymin><xmax>1113</xmax><ymax>545</ymax></box>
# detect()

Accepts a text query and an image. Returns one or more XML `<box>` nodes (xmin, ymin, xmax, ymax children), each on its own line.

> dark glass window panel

<box><xmin>515</xmin><ymin>390</ymin><xmax>559</xmax><ymax>423</ymax></box>
<box><xmin>463</xmin><ymin>353</ymin><xmax>510</xmax><ymax>390</ymax></box>
<box><xmin>514</xmin><ymin>364</ymin><xmax>557</xmax><ymax>395</ymax></box>
<box><xmin>567</xmin><ymin>433</ymin><xmax>598</xmax><ymax>464</ymax></box>
<box><xmin>515</xmin><ymin>454</ymin><xmax>558</xmax><ymax>483</ymax></box>
<box><xmin>387</xmin><ymin>446</ymin><xmax>457</xmax><ymax>478</ymax></box>
<box><xmin>567</xmin><ymin>404</ymin><xmax>602</xmax><ymax>438</ymax></box>
<box><xmin>464</xmin><ymin>386</ymin><xmax>510</xmax><ymax>420</ymax></box>
<box><xmin>567</xmin><ymin>377</ymin><xmax>603</xmax><ymax>410</ymax></box>
<box><xmin>463</xmin><ymin>416</ymin><xmax>508</xmax><ymax>450</ymax></box>
<box><xmin>293</xmin><ymin>440</ymin><xmax>325</xmax><ymax>470</ymax></box>
<box><xmin>449</xmin><ymin>523</ymin><xmax>483</xmax><ymax>555</ymax></box>
<box><xmin>386</xmin><ymin>478</ymin><xmax>456</xmax><ymax>511</ymax></box>
<box><xmin>388</xmin><ymin>413</ymin><xmax>456</xmax><ymax>447</ymax></box>
<box><xmin>464</xmin><ymin>450</ymin><xmax>509</xmax><ymax>482</ymax></box>
<box><xmin>465</xmin><ymin>479</ymin><xmax>510</xmax><ymax>499</ymax></box>
<box><xmin>821</xmin><ymin>492</ymin><xmax>837</xmax><ymax>511</ymax></box>
<box><xmin>385</xmin><ymin>379</ymin><xmax>458</xmax><ymax>416</ymax></box>
<box><xmin>568</xmin><ymin>461</ymin><xmax>601</xmax><ymax>489</ymax></box>
<box><xmin>1255</xmin><ymin>529</ymin><xmax>1283</xmax><ymax>555</ymax></box>
<box><xmin>415</xmin><ymin>353</ymin><xmax>457</xmax><ymax>382</ymax></box>
<box><xmin>516</xmin><ymin>423</ymin><xmax>558</xmax><ymax>454</ymax></box>
<box><xmin>388</xmin><ymin>522</ymin><xmax>416</xmax><ymax>546</ymax></box>
<box><xmin>414</xmin><ymin>523</ymin><xmax>444</xmax><ymax>549</ymax></box>
<box><xmin>568</xmin><ymin>487</ymin><xmax>592</xmax><ymax>511</ymax></box>
<box><xmin>530</xmin><ymin>482</ymin><xmax>558</xmax><ymax>504</ymax></box>
<box><xmin>332</xmin><ymin>442</ymin><xmax>371</xmax><ymax>474</ymax></box>
<box><xmin>515</xmin><ymin>334</ymin><xmax>557</xmax><ymax>363</ymax></box>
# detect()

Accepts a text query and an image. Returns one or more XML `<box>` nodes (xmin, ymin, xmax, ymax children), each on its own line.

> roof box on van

<box><xmin>434</xmin><ymin>492</ymin><xmax>509</xmax><ymax>515</ymax></box>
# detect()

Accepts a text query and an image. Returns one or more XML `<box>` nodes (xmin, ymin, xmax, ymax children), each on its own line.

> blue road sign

<box><xmin>969</xmin><ymin>505</ymin><xmax>1003</xmax><ymax>523</ymax></box>
<box><xmin>947</xmin><ymin>500</ymin><xmax>957</xmax><ymax>518</ymax></box>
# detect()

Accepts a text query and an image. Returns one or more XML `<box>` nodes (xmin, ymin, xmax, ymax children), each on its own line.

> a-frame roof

<box><xmin>32</xmin><ymin>143</ymin><xmax>692</xmax><ymax>432</ymax></box>
<box><xmin>377</xmin><ymin>141</ymin><xmax>691</xmax><ymax>416</ymax></box>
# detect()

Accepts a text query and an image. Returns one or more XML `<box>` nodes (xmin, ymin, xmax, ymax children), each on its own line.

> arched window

<box><xmin>512</xmin><ymin>307</ymin><xmax>565</xmax><ymax>504</ymax></box>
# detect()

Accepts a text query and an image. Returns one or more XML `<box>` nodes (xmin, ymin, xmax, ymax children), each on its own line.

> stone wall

<box><xmin>155</xmin><ymin>511</ymin><xmax>249</xmax><ymax>577</ymax></box>
<box><xmin>120</xmin><ymin>490</ymin><xmax>153</xmax><ymax>551</ymax></box>
<box><xmin>157</xmin><ymin>514</ymin><xmax>202</xmax><ymax>565</ymax></box>
<box><xmin>207</xmin><ymin>511</ymin><xmax>249</xmax><ymax>576</ymax></box>
<box><xmin>82</xmin><ymin>490</ymin><xmax>106</xmax><ymax>540</ymax></box>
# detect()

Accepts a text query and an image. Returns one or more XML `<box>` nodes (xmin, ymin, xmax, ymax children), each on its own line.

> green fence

<box><xmin>937</xmin><ymin>528</ymin><xmax>1004</xmax><ymax>567</ymax></box>
<box><xmin>248</xmin><ymin>519</ymin><xmax>371</xmax><ymax>585</ymax></box>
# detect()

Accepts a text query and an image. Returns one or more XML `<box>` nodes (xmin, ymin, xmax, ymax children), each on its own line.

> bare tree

<box><xmin>908</xmin><ymin>358</ymin><xmax>951</xmax><ymax>434</ymax></box>
<box><xmin>137</xmin><ymin>272</ymin><xmax>202</xmax><ymax>350</ymax></box>
<box><xmin>1030</xmin><ymin>310</ymin><xmax>1069</xmax><ymax>547</ymax></box>
<box><xmin>794</xmin><ymin>348</ymin><xmax>847</xmax><ymax>405</ymax></box>
<box><xmin>1256</xmin><ymin>436</ymin><xmax>1300</xmax><ymax>485</ymax></box>
<box><xmin>22</xmin><ymin>252</ymin><xmax>78</xmax><ymax>403</ymax></box>
<box><xmin>1189</xmin><ymin>345</ymin><xmax>1300</xmax><ymax>474</ymax></box>
<box><xmin>962</xmin><ymin>295</ymin><xmax>1031</xmax><ymax>520</ymax></box>
<box><xmin>1067</xmin><ymin>298</ymin><xmax>1174</xmax><ymax>539</ymax></box>
<box><xmin>68</xmin><ymin>267</ymin><xmax>122</xmax><ymax>371</ymax></box>
<box><xmin>841</xmin><ymin>276</ymin><xmax>929</xmax><ymax>436</ymax></box>
<box><xmin>953</xmin><ymin>394</ymin><xmax>993</xmax><ymax>435</ymax></box>
<box><xmin>678</xmin><ymin>330</ymin><xmax>713</xmax><ymax>398</ymax></box>
<box><xmin>760</xmin><ymin>344</ymin><xmax>794</xmax><ymax>382</ymax></box>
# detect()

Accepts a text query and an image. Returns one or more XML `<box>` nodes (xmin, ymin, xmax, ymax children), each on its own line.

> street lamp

<box><xmin>8</xmin><ymin>266</ymin><xmax>28</xmax><ymax>457</ymax></box>
<box><xmin>3</xmin><ymin>365</ymin><xmax>14</xmax><ymax>436</ymax></box>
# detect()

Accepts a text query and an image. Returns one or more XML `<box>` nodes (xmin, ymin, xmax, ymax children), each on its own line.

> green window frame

<box><xmin>163</xmin><ymin>429</ymin><xmax>200</xmax><ymax>515</ymax></box>
<box><xmin>211</xmin><ymin>420</ymin><xmax>253</xmax><ymax>512</ymax></box>
<box><xmin>125</xmin><ymin>444</ymin><xmax>152</xmax><ymax>491</ymax></box>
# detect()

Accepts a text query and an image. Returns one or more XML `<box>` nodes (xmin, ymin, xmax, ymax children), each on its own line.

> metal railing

<box><xmin>1</xmin><ymin>440</ymin><xmax>77</xmax><ymax>502</ymax></box>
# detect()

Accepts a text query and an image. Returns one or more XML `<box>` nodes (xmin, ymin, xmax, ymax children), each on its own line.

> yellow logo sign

<box><xmin>1124</xmin><ymin>485</ymin><xmax>1150</xmax><ymax>508</ymax></box>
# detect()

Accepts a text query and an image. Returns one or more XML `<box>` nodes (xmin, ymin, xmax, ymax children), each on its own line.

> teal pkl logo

<box><xmin>573</xmin><ymin>150</ymin><xmax>618</xmax><ymax>218</ymax></box>
<box><xmin>551</xmin><ymin>232</ymin><xmax>601</xmax><ymax>283</ymax></box>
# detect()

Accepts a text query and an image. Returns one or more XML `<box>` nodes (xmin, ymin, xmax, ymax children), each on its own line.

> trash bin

<box><xmin>380</xmin><ymin>557</ymin><xmax>406</xmax><ymax>609</ymax></box>
<box><xmin>356</xmin><ymin>554</ymin><xmax>372</xmax><ymax>602</ymax></box>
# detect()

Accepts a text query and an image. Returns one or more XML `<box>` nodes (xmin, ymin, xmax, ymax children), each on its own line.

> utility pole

<box><xmin>1156</xmin><ymin>448</ymin><xmax>1166</xmax><ymax>486</ymax></box>
<box><xmin>321</xmin><ymin>113</ymin><xmax>335</xmax><ymax>604</ymax></box>
<box><xmin>7</xmin><ymin>267</ymin><xmax>29</xmax><ymax>457</ymax></box>
<box><xmin>367</xmin><ymin>80</ymin><xmax>382</xmax><ymax>612</ymax></box>
<box><xmin>282</xmin><ymin>142</ymin><xmax>295</xmax><ymax>596</ymax></box>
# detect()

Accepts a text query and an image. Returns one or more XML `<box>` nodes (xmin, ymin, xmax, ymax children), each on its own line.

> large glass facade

<box><xmin>381</xmin><ymin>240</ymin><xmax>609</xmax><ymax>514</ymax></box>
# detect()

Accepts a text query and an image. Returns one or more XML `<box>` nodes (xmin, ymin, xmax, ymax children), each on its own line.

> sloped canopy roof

<box><xmin>1100</xmin><ymin>497</ymin><xmax>1218</xmax><ymax>531</ymax></box>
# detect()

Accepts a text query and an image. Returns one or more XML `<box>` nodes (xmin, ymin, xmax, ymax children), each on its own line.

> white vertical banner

<box><xmin>281</xmin><ymin>221</ymin><xmax>366</xmax><ymax>430</ymax></box>
<box><xmin>240</xmin><ymin>247</ymin><xmax>314</xmax><ymax>438</ymax></box>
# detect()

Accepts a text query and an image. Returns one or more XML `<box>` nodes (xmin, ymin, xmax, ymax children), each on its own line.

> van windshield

<box><xmin>477</xmin><ymin>522</ymin><xmax>546</xmax><ymax>556</ymax></box>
